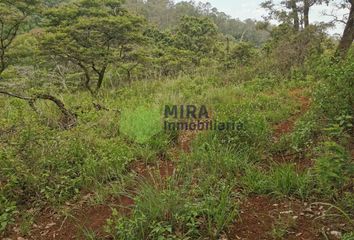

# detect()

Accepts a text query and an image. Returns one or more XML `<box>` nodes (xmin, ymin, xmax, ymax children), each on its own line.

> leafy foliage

<box><xmin>0</xmin><ymin>0</ymin><xmax>353</xmax><ymax>238</ymax></box>
<box><xmin>40</xmin><ymin>0</ymin><xmax>145</xmax><ymax>93</ymax></box>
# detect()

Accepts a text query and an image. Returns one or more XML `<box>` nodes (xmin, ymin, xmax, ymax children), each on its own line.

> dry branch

<box><xmin>0</xmin><ymin>89</ymin><xmax>77</xmax><ymax>129</ymax></box>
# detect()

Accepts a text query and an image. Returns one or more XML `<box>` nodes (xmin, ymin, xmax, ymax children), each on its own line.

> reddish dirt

<box><xmin>16</xmin><ymin>150</ymin><xmax>178</xmax><ymax>240</ymax></box>
<box><xmin>130</xmin><ymin>159</ymin><xmax>175</xmax><ymax>180</ymax></box>
<box><xmin>11</xmin><ymin>205</ymin><xmax>112</xmax><ymax>240</ymax></box>
<box><xmin>3</xmin><ymin>115</ymin><xmax>213</xmax><ymax>240</ymax></box>
<box><xmin>274</xmin><ymin>88</ymin><xmax>311</xmax><ymax>139</ymax></box>
<box><xmin>271</xmin><ymin>88</ymin><xmax>313</xmax><ymax>170</ymax></box>
<box><xmin>178</xmin><ymin>130</ymin><xmax>197</xmax><ymax>152</ymax></box>
<box><xmin>228</xmin><ymin>196</ymin><xmax>347</xmax><ymax>240</ymax></box>
<box><xmin>129</xmin><ymin>127</ymin><xmax>198</xmax><ymax>181</ymax></box>
<box><xmin>271</xmin><ymin>153</ymin><xmax>314</xmax><ymax>172</ymax></box>
<box><xmin>13</xmin><ymin>194</ymin><xmax>136</xmax><ymax>240</ymax></box>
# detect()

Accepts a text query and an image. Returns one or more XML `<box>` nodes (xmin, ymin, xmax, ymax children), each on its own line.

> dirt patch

<box><xmin>6</xmin><ymin>125</ymin><xmax>198</xmax><ymax>239</ymax></box>
<box><xmin>129</xmin><ymin>159</ymin><xmax>175</xmax><ymax>181</ymax></box>
<box><xmin>271</xmin><ymin>88</ymin><xmax>313</xmax><ymax>170</ymax></box>
<box><xmin>129</xmin><ymin>128</ymin><xmax>198</xmax><ymax>181</ymax></box>
<box><xmin>228</xmin><ymin>195</ymin><xmax>347</xmax><ymax>240</ymax></box>
<box><xmin>271</xmin><ymin>153</ymin><xmax>314</xmax><ymax>171</ymax></box>
<box><xmin>18</xmin><ymin>204</ymin><xmax>112</xmax><ymax>240</ymax></box>
<box><xmin>273</xmin><ymin>88</ymin><xmax>311</xmax><ymax>139</ymax></box>
<box><xmin>178</xmin><ymin>130</ymin><xmax>197</xmax><ymax>153</ymax></box>
<box><xmin>6</xmin><ymin>194</ymin><xmax>136</xmax><ymax>240</ymax></box>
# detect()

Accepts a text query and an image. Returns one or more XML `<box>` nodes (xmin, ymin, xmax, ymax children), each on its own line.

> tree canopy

<box><xmin>40</xmin><ymin>0</ymin><xmax>145</xmax><ymax>93</ymax></box>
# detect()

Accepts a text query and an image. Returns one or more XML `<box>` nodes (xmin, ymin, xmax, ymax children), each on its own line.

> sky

<box><xmin>175</xmin><ymin>0</ymin><xmax>347</xmax><ymax>35</ymax></box>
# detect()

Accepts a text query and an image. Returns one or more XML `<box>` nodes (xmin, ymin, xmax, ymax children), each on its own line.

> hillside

<box><xmin>0</xmin><ymin>0</ymin><xmax>353</xmax><ymax>239</ymax></box>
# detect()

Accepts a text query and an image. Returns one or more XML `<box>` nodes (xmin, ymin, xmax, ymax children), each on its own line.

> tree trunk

<box><xmin>226</xmin><ymin>37</ymin><xmax>230</xmax><ymax>56</ymax></box>
<box><xmin>0</xmin><ymin>51</ymin><xmax>6</xmax><ymax>75</ymax></box>
<box><xmin>290</xmin><ymin>0</ymin><xmax>300</xmax><ymax>31</ymax></box>
<box><xmin>95</xmin><ymin>65</ymin><xmax>107</xmax><ymax>93</ymax></box>
<box><xmin>77</xmin><ymin>62</ymin><xmax>94</xmax><ymax>94</ymax></box>
<box><xmin>336</xmin><ymin>0</ymin><xmax>354</xmax><ymax>59</ymax></box>
<box><xmin>303</xmin><ymin>0</ymin><xmax>310</xmax><ymax>28</ymax></box>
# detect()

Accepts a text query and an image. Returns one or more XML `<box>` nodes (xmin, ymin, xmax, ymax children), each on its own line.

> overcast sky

<box><xmin>175</xmin><ymin>0</ymin><xmax>347</xmax><ymax>35</ymax></box>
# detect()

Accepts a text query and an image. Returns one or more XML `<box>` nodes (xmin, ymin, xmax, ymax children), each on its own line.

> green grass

<box><xmin>1</xmin><ymin>63</ymin><xmax>353</xmax><ymax>238</ymax></box>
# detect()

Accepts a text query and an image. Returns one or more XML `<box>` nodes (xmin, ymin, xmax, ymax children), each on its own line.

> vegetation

<box><xmin>0</xmin><ymin>0</ymin><xmax>353</xmax><ymax>239</ymax></box>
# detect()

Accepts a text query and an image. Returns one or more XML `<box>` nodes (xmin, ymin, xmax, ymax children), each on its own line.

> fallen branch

<box><xmin>0</xmin><ymin>89</ymin><xmax>77</xmax><ymax>129</ymax></box>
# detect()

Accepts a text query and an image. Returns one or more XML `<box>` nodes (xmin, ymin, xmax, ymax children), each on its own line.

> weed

<box><xmin>270</xmin><ymin>215</ymin><xmax>296</xmax><ymax>239</ymax></box>
<box><xmin>0</xmin><ymin>196</ymin><xmax>17</xmax><ymax>235</ymax></box>
<box><xmin>314</xmin><ymin>141</ymin><xmax>353</xmax><ymax>197</ymax></box>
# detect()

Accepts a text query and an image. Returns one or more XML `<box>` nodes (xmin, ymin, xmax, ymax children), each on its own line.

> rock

<box><xmin>330</xmin><ymin>230</ymin><xmax>342</xmax><ymax>239</ymax></box>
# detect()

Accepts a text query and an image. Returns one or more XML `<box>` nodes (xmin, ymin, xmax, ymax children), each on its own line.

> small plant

<box><xmin>291</xmin><ymin>116</ymin><xmax>317</xmax><ymax>152</ymax></box>
<box><xmin>241</xmin><ymin>166</ymin><xmax>270</xmax><ymax>194</ymax></box>
<box><xmin>314</xmin><ymin>141</ymin><xmax>353</xmax><ymax>197</ymax></box>
<box><xmin>270</xmin><ymin>215</ymin><xmax>296</xmax><ymax>239</ymax></box>
<box><xmin>241</xmin><ymin>164</ymin><xmax>311</xmax><ymax>198</ymax></box>
<box><xmin>342</xmin><ymin>232</ymin><xmax>354</xmax><ymax>240</ymax></box>
<box><xmin>18</xmin><ymin>211</ymin><xmax>35</xmax><ymax>236</ymax></box>
<box><xmin>202</xmin><ymin>183</ymin><xmax>238</xmax><ymax>238</ymax></box>
<box><xmin>324</xmin><ymin>115</ymin><xmax>353</xmax><ymax>142</ymax></box>
<box><xmin>81</xmin><ymin>227</ymin><xmax>98</xmax><ymax>240</ymax></box>
<box><xmin>0</xmin><ymin>196</ymin><xmax>18</xmax><ymax>235</ymax></box>
<box><xmin>270</xmin><ymin>164</ymin><xmax>311</xmax><ymax>198</ymax></box>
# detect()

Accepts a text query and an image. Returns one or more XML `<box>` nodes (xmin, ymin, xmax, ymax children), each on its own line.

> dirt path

<box><xmin>271</xmin><ymin>88</ymin><xmax>314</xmax><ymax>170</ymax></box>
<box><xmin>273</xmin><ymin>88</ymin><xmax>311</xmax><ymax>139</ymax></box>
<box><xmin>7</xmin><ymin>131</ymin><xmax>196</xmax><ymax>240</ymax></box>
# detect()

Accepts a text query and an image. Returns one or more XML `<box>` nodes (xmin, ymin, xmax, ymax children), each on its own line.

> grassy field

<box><xmin>1</xmin><ymin>59</ymin><xmax>353</xmax><ymax>239</ymax></box>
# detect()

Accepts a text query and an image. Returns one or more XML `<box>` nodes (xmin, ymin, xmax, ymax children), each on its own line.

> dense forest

<box><xmin>0</xmin><ymin>0</ymin><xmax>353</xmax><ymax>239</ymax></box>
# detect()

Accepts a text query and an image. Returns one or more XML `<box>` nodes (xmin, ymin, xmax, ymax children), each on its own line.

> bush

<box><xmin>311</xmin><ymin>56</ymin><xmax>354</xmax><ymax>123</ymax></box>
<box><xmin>313</xmin><ymin>141</ymin><xmax>354</xmax><ymax>197</ymax></box>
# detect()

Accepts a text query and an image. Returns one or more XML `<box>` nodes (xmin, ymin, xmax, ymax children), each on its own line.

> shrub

<box><xmin>313</xmin><ymin>141</ymin><xmax>354</xmax><ymax>197</ymax></box>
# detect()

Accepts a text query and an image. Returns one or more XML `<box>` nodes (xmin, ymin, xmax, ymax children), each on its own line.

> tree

<box><xmin>0</xmin><ymin>1</ymin><xmax>78</xmax><ymax>129</ymax></box>
<box><xmin>40</xmin><ymin>0</ymin><xmax>144</xmax><ymax>94</ymax></box>
<box><xmin>124</xmin><ymin>0</ymin><xmax>270</xmax><ymax>45</ymax></box>
<box><xmin>336</xmin><ymin>0</ymin><xmax>354</xmax><ymax>58</ymax></box>
<box><xmin>0</xmin><ymin>0</ymin><xmax>39</xmax><ymax>76</ymax></box>
<box><xmin>303</xmin><ymin>0</ymin><xmax>311</xmax><ymax>27</ymax></box>
<box><xmin>290</xmin><ymin>0</ymin><xmax>300</xmax><ymax>31</ymax></box>
<box><xmin>261</xmin><ymin>0</ymin><xmax>299</xmax><ymax>30</ymax></box>
<box><xmin>263</xmin><ymin>0</ymin><xmax>353</xmax><ymax>58</ymax></box>
<box><xmin>174</xmin><ymin>16</ymin><xmax>218</xmax><ymax>62</ymax></box>
<box><xmin>261</xmin><ymin>0</ymin><xmax>316</xmax><ymax>31</ymax></box>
